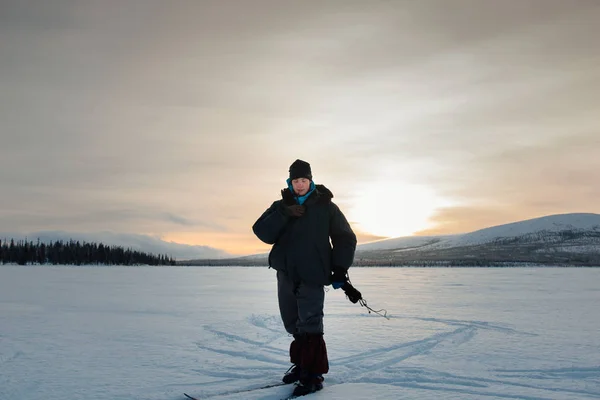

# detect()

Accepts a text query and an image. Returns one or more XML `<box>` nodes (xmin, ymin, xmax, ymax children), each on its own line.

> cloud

<box><xmin>0</xmin><ymin>202</ymin><xmax>227</xmax><ymax>234</ymax></box>
<box><xmin>161</xmin><ymin>213</ymin><xmax>198</xmax><ymax>227</ymax></box>
<box><xmin>1</xmin><ymin>1</ymin><xmax>599</xmax><ymax>253</ymax></box>
<box><xmin>416</xmin><ymin>129</ymin><xmax>600</xmax><ymax>235</ymax></box>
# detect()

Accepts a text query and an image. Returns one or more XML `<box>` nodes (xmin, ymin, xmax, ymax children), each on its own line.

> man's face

<box><xmin>291</xmin><ymin>178</ymin><xmax>310</xmax><ymax>196</ymax></box>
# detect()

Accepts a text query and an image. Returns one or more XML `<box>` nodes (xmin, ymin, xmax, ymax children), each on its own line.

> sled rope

<box><xmin>358</xmin><ymin>297</ymin><xmax>390</xmax><ymax>320</ymax></box>
<box><xmin>345</xmin><ymin>275</ymin><xmax>390</xmax><ymax>320</ymax></box>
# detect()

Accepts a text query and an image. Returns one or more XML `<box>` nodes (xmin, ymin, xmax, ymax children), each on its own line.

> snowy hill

<box><xmin>184</xmin><ymin>213</ymin><xmax>600</xmax><ymax>266</ymax></box>
<box><xmin>356</xmin><ymin>213</ymin><xmax>600</xmax><ymax>266</ymax></box>
<box><xmin>360</xmin><ymin>213</ymin><xmax>600</xmax><ymax>251</ymax></box>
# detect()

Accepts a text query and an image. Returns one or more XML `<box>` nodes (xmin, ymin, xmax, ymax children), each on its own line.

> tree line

<box><xmin>0</xmin><ymin>238</ymin><xmax>176</xmax><ymax>266</ymax></box>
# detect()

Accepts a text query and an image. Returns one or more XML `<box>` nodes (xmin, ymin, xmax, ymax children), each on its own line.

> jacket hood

<box><xmin>315</xmin><ymin>184</ymin><xmax>333</xmax><ymax>199</ymax></box>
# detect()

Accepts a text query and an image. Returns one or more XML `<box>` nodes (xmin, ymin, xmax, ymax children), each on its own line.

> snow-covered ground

<box><xmin>1</xmin><ymin>266</ymin><xmax>599</xmax><ymax>400</ymax></box>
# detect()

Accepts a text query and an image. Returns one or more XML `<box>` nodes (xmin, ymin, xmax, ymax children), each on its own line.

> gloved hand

<box><xmin>342</xmin><ymin>282</ymin><xmax>363</xmax><ymax>303</ymax></box>
<box><xmin>285</xmin><ymin>204</ymin><xmax>306</xmax><ymax>217</ymax></box>
<box><xmin>331</xmin><ymin>268</ymin><xmax>347</xmax><ymax>290</ymax></box>
<box><xmin>281</xmin><ymin>189</ymin><xmax>296</xmax><ymax>205</ymax></box>
<box><xmin>280</xmin><ymin>189</ymin><xmax>305</xmax><ymax>218</ymax></box>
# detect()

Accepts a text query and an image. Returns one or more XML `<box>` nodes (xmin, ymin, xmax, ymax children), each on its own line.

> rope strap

<box><xmin>343</xmin><ymin>278</ymin><xmax>390</xmax><ymax>320</ymax></box>
<box><xmin>358</xmin><ymin>298</ymin><xmax>390</xmax><ymax>320</ymax></box>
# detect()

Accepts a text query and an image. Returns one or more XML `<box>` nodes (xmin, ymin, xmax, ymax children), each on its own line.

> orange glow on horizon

<box><xmin>161</xmin><ymin>225</ymin><xmax>398</xmax><ymax>257</ymax></box>
<box><xmin>160</xmin><ymin>231</ymin><xmax>269</xmax><ymax>256</ymax></box>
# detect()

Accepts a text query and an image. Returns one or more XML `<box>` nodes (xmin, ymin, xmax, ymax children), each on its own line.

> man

<box><xmin>252</xmin><ymin>159</ymin><xmax>357</xmax><ymax>396</ymax></box>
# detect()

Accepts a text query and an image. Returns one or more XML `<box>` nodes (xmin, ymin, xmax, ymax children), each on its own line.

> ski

<box><xmin>278</xmin><ymin>386</ymin><xmax>324</xmax><ymax>399</ymax></box>
<box><xmin>279</xmin><ymin>392</ymin><xmax>318</xmax><ymax>400</ymax></box>
<box><xmin>183</xmin><ymin>381</ymin><xmax>288</xmax><ymax>399</ymax></box>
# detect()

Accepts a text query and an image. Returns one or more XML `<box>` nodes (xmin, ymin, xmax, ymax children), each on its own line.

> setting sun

<box><xmin>348</xmin><ymin>183</ymin><xmax>451</xmax><ymax>238</ymax></box>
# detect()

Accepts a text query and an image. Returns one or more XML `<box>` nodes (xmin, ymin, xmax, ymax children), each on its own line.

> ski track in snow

<box><xmin>186</xmin><ymin>314</ymin><xmax>599</xmax><ymax>400</ymax></box>
<box><xmin>332</xmin><ymin>325</ymin><xmax>477</xmax><ymax>371</ymax></box>
<box><xmin>495</xmin><ymin>366</ymin><xmax>600</xmax><ymax>379</ymax></box>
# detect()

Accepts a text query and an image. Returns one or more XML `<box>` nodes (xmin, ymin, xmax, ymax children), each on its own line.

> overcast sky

<box><xmin>1</xmin><ymin>0</ymin><xmax>599</xmax><ymax>257</ymax></box>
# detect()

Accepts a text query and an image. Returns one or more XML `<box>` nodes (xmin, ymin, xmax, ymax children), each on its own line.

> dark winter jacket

<box><xmin>252</xmin><ymin>184</ymin><xmax>357</xmax><ymax>285</ymax></box>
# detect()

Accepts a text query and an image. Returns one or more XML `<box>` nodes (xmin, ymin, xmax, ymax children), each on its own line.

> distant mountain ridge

<box><xmin>183</xmin><ymin>213</ymin><xmax>600</xmax><ymax>266</ymax></box>
<box><xmin>359</xmin><ymin>213</ymin><xmax>600</xmax><ymax>251</ymax></box>
<box><xmin>354</xmin><ymin>213</ymin><xmax>600</xmax><ymax>266</ymax></box>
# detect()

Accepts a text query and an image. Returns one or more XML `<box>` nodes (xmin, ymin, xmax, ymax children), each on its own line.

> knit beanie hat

<box><xmin>289</xmin><ymin>159</ymin><xmax>312</xmax><ymax>181</ymax></box>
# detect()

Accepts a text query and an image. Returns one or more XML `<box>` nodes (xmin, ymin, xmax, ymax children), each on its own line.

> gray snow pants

<box><xmin>277</xmin><ymin>270</ymin><xmax>325</xmax><ymax>335</ymax></box>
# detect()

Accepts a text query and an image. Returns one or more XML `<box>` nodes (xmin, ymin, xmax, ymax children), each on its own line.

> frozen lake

<box><xmin>1</xmin><ymin>266</ymin><xmax>599</xmax><ymax>400</ymax></box>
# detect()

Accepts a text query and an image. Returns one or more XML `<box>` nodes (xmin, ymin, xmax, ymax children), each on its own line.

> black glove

<box><xmin>281</xmin><ymin>189</ymin><xmax>296</xmax><ymax>205</ymax></box>
<box><xmin>342</xmin><ymin>281</ymin><xmax>363</xmax><ymax>304</ymax></box>
<box><xmin>285</xmin><ymin>204</ymin><xmax>306</xmax><ymax>217</ymax></box>
<box><xmin>331</xmin><ymin>268</ymin><xmax>362</xmax><ymax>303</ymax></box>
<box><xmin>281</xmin><ymin>189</ymin><xmax>305</xmax><ymax>217</ymax></box>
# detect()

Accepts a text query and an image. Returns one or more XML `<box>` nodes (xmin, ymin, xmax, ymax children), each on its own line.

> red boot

<box><xmin>292</xmin><ymin>333</ymin><xmax>328</xmax><ymax>395</ymax></box>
